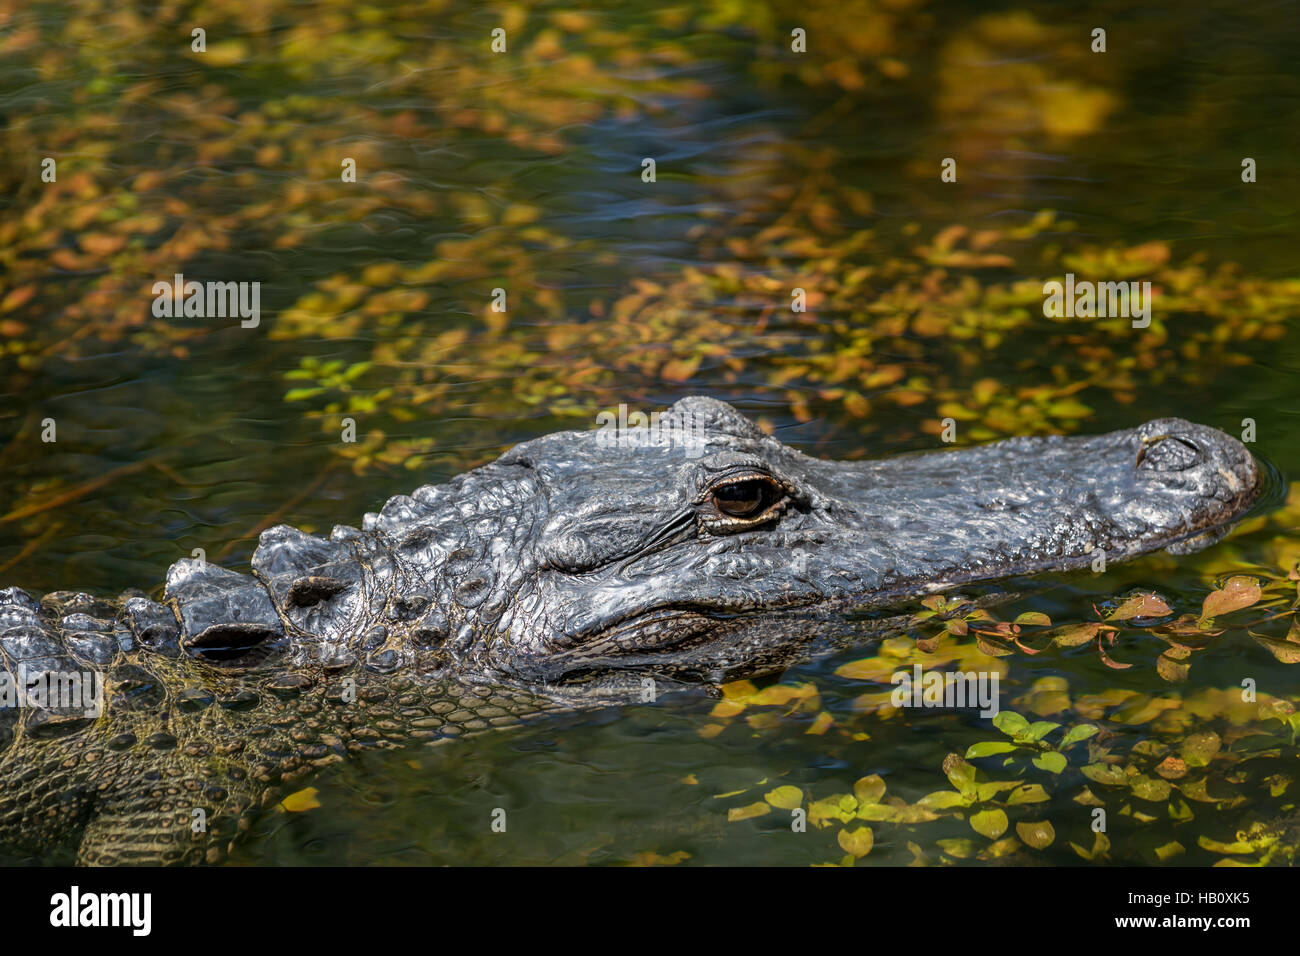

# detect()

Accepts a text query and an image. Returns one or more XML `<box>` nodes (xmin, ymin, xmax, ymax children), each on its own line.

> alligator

<box><xmin>0</xmin><ymin>397</ymin><xmax>1260</xmax><ymax>865</ymax></box>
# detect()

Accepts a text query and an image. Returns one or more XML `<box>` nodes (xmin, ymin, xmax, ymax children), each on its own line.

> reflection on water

<box><xmin>1</xmin><ymin>0</ymin><xmax>1299</xmax><ymax>865</ymax></box>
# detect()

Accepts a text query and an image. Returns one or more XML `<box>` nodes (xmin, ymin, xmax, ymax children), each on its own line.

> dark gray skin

<box><xmin>0</xmin><ymin>398</ymin><xmax>1260</xmax><ymax>864</ymax></box>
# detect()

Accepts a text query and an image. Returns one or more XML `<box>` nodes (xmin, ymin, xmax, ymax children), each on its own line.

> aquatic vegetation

<box><xmin>705</xmin><ymin>568</ymin><xmax>1300</xmax><ymax>865</ymax></box>
<box><xmin>4</xmin><ymin>0</ymin><xmax>1297</xmax><ymax>466</ymax></box>
<box><xmin>964</xmin><ymin>711</ymin><xmax>1100</xmax><ymax>775</ymax></box>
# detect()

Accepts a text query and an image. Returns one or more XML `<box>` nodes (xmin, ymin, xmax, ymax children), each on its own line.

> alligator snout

<box><xmin>1131</xmin><ymin>417</ymin><xmax>1258</xmax><ymax>505</ymax></box>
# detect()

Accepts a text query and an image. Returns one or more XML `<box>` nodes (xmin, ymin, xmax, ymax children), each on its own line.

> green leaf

<box><xmin>965</xmin><ymin>741</ymin><xmax>1019</xmax><ymax>759</ymax></box>
<box><xmin>856</xmin><ymin>803</ymin><xmax>897</xmax><ymax>822</ymax></box>
<box><xmin>975</xmin><ymin>780</ymin><xmax>1022</xmax><ymax>801</ymax></box>
<box><xmin>993</xmin><ymin>711</ymin><xmax>1029</xmax><ymax>738</ymax></box>
<box><xmin>936</xmin><ymin>838</ymin><xmax>977</xmax><ymax>859</ymax></box>
<box><xmin>1252</xmin><ymin>634</ymin><xmax>1300</xmax><ymax>663</ymax></box>
<box><xmin>284</xmin><ymin>387</ymin><xmax>327</xmax><ymax>401</ymax></box>
<box><xmin>943</xmin><ymin>754</ymin><xmax>978</xmax><ymax>799</ymax></box>
<box><xmin>917</xmin><ymin>790</ymin><xmax>970</xmax><ymax>809</ymax></box>
<box><xmin>1157</xmin><ymin>651</ymin><xmax>1190</xmax><ymax>683</ymax></box>
<box><xmin>1196</xmin><ymin>834</ymin><xmax>1255</xmax><ymax>855</ymax></box>
<box><xmin>970</xmin><ymin>808</ymin><xmax>1009</xmax><ymax>840</ymax></box>
<box><xmin>1129</xmin><ymin>775</ymin><xmax>1172</xmax><ymax>801</ymax></box>
<box><xmin>1022</xmin><ymin>720</ymin><xmax>1062</xmax><ymax>742</ymax></box>
<box><xmin>343</xmin><ymin>361</ymin><xmax>372</xmax><ymax>382</ymax></box>
<box><xmin>1060</xmin><ymin>723</ymin><xmax>1100</xmax><ymax>748</ymax></box>
<box><xmin>1180</xmin><ymin>731</ymin><xmax>1221</xmax><ymax>768</ymax></box>
<box><xmin>1014</xmin><ymin>612</ymin><xmax>1052</xmax><ymax>627</ymax></box>
<box><xmin>1081</xmin><ymin>763</ymin><xmax>1128</xmax><ymax>786</ymax></box>
<box><xmin>1070</xmin><ymin>831</ymin><xmax>1111</xmax><ymax>861</ymax></box>
<box><xmin>1032</xmin><ymin>751</ymin><xmax>1068</xmax><ymax>774</ymax></box>
<box><xmin>1007</xmin><ymin>783</ymin><xmax>1050</xmax><ymax>804</ymax></box>
<box><xmin>1049</xmin><ymin>622</ymin><xmax>1102</xmax><ymax>647</ymax></box>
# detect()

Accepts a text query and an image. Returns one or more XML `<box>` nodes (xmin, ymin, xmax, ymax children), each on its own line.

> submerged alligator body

<box><xmin>0</xmin><ymin>398</ymin><xmax>1260</xmax><ymax>864</ymax></box>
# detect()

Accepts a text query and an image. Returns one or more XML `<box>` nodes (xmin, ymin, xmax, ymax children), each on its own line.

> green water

<box><xmin>1</xmin><ymin>0</ymin><xmax>1299</xmax><ymax>865</ymax></box>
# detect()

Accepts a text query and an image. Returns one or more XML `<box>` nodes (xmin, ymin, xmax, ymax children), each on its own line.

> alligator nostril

<box><xmin>1135</xmin><ymin>434</ymin><xmax>1201</xmax><ymax>472</ymax></box>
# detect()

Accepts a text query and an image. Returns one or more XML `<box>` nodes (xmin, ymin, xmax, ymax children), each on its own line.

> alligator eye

<box><xmin>703</xmin><ymin>474</ymin><xmax>789</xmax><ymax>528</ymax></box>
<box><xmin>714</xmin><ymin>480</ymin><xmax>770</xmax><ymax>517</ymax></box>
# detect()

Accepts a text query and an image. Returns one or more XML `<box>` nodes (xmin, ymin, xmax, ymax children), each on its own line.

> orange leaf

<box><xmin>0</xmin><ymin>285</ymin><xmax>35</xmax><ymax>313</ymax></box>
<box><xmin>1200</xmin><ymin>576</ymin><xmax>1261</xmax><ymax>620</ymax></box>
<box><xmin>1108</xmin><ymin>593</ymin><xmax>1172</xmax><ymax>622</ymax></box>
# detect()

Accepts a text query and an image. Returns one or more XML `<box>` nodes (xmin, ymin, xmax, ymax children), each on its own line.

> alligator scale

<box><xmin>0</xmin><ymin>398</ymin><xmax>1260</xmax><ymax>864</ymax></box>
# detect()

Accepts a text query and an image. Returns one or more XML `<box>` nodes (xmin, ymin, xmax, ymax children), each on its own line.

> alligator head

<box><xmin>390</xmin><ymin>397</ymin><xmax>1257</xmax><ymax>685</ymax></box>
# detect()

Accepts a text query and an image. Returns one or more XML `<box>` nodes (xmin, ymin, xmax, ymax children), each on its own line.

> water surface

<box><xmin>1</xmin><ymin>0</ymin><xmax>1299</xmax><ymax>866</ymax></box>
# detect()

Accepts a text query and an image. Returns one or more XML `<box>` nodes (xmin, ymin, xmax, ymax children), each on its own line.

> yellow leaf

<box><xmin>765</xmin><ymin>786</ymin><xmax>803</xmax><ymax>810</ymax></box>
<box><xmin>1038</xmin><ymin>84</ymin><xmax>1117</xmax><ymax>138</ymax></box>
<box><xmin>805</xmin><ymin>711</ymin><xmax>834</xmax><ymax>735</ymax></box>
<box><xmin>203</xmin><ymin>40</ymin><xmax>249</xmax><ymax>67</ymax></box>
<box><xmin>659</xmin><ymin>356</ymin><xmax>701</xmax><ymax>382</ymax></box>
<box><xmin>853</xmin><ymin>775</ymin><xmax>887</xmax><ymax>805</ymax></box>
<box><xmin>709</xmin><ymin>699</ymin><xmax>747</xmax><ymax>718</ymax></box>
<box><xmin>1015</xmin><ymin>820</ymin><xmax>1055</xmax><ymax>849</ymax></box>
<box><xmin>0</xmin><ymin>286</ymin><xmax>36</xmax><ymax>312</ymax></box>
<box><xmin>728</xmin><ymin>802</ymin><xmax>771</xmax><ymax>822</ymax></box>
<box><xmin>837</xmin><ymin>826</ymin><xmax>874</xmax><ymax>858</ymax></box>
<box><xmin>1154</xmin><ymin>841</ymin><xmax>1185</xmax><ymax>862</ymax></box>
<box><xmin>749</xmin><ymin>683</ymin><xmax>815</xmax><ymax>706</ymax></box>
<box><xmin>279</xmin><ymin>787</ymin><xmax>321</xmax><ymax>813</ymax></box>
<box><xmin>720</xmin><ymin>679</ymin><xmax>758</xmax><ymax>700</ymax></box>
